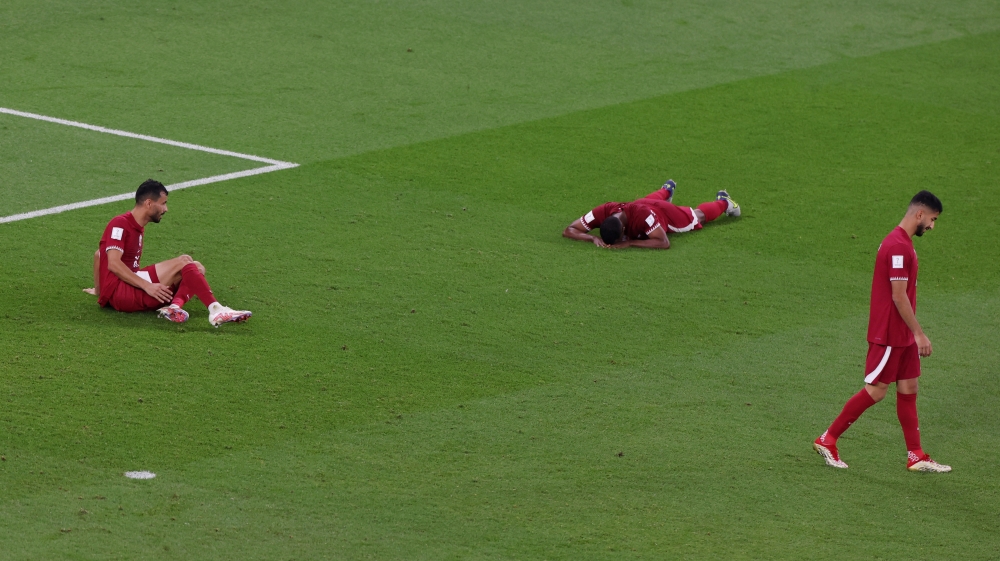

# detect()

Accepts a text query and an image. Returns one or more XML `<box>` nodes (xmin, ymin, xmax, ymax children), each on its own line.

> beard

<box><xmin>914</xmin><ymin>224</ymin><xmax>926</xmax><ymax>237</ymax></box>
<box><xmin>150</xmin><ymin>213</ymin><xmax>163</xmax><ymax>223</ymax></box>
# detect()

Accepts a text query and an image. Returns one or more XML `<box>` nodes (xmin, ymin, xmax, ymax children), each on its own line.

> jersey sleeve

<box><xmin>639</xmin><ymin>208</ymin><xmax>661</xmax><ymax>236</ymax></box>
<box><xmin>580</xmin><ymin>204</ymin><xmax>610</xmax><ymax>230</ymax></box>
<box><xmin>100</xmin><ymin>217</ymin><xmax>129</xmax><ymax>255</ymax></box>
<box><xmin>883</xmin><ymin>244</ymin><xmax>912</xmax><ymax>281</ymax></box>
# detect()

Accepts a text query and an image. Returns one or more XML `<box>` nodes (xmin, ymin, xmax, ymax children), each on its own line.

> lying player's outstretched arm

<box><xmin>613</xmin><ymin>226</ymin><xmax>670</xmax><ymax>250</ymax></box>
<box><xmin>563</xmin><ymin>218</ymin><xmax>609</xmax><ymax>248</ymax></box>
<box><xmin>105</xmin><ymin>249</ymin><xmax>174</xmax><ymax>303</ymax></box>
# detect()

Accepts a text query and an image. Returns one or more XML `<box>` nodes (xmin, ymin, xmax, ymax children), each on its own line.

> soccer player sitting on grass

<box><xmin>813</xmin><ymin>190</ymin><xmax>950</xmax><ymax>472</ymax></box>
<box><xmin>562</xmin><ymin>180</ymin><xmax>740</xmax><ymax>249</ymax></box>
<box><xmin>84</xmin><ymin>179</ymin><xmax>252</xmax><ymax>327</ymax></box>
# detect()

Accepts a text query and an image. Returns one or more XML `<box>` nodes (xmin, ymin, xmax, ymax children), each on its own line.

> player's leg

<box><xmin>639</xmin><ymin>180</ymin><xmax>676</xmax><ymax>203</ymax></box>
<box><xmin>896</xmin><ymin>377</ymin><xmax>922</xmax><ymax>459</ymax></box>
<box><xmin>814</xmin><ymin>343</ymin><xmax>895</xmax><ymax>468</ymax></box>
<box><xmin>813</xmin><ymin>384</ymin><xmax>882</xmax><ymax>468</ymax></box>
<box><xmin>169</xmin><ymin>263</ymin><xmax>218</xmax><ymax>309</ymax></box>
<box><xmin>696</xmin><ymin>200</ymin><xmax>730</xmax><ymax>223</ymax></box>
<box><xmin>650</xmin><ymin>201</ymin><xmax>701</xmax><ymax>233</ymax></box>
<box><xmin>895</xmin><ymin>344</ymin><xmax>950</xmax><ymax>472</ymax></box>
<box><xmin>163</xmin><ymin>262</ymin><xmax>252</xmax><ymax>327</ymax></box>
<box><xmin>108</xmin><ymin>277</ymin><xmax>170</xmax><ymax>314</ymax></box>
<box><xmin>153</xmin><ymin>254</ymin><xmax>196</xmax><ymax>287</ymax></box>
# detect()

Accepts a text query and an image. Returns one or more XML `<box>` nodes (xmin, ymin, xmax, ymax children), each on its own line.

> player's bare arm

<box><xmin>613</xmin><ymin>225</ymin><xmax>670</xmax><ymax>250</ymax></box>
<box><xmin>106</xmin><ymin>248</ymin><xmax>173</xmax><ymax>303</ymax></box>
<box><xmin>82</xmin><ymin>250</ymin><xmax>101</xmax><ymax>296</ymax></box>
<box><xmin>891</xmin><ymin>279</ymin><xmax>931</xmax><ymax>357</ymax></box>
<box><xmin>562</xmin><ymin>218</ymin><xmax>609</xmax><ymax>247</ymax></box>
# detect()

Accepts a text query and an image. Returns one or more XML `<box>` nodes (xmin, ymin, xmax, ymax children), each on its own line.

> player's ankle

<box><xmin>208</xmin><ymin>301</ymin><xmax>223</xmax><ymax>313</ymax></box>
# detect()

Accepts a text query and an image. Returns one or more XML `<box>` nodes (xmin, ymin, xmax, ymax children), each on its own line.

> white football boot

<box><xmin>716</xmin><ymin>190</ymin><xmax>741</xmax><ymax>217</ymax></box>
<box><xmin>208</xmin><ymin>302</ymin><xmax>252</xmax><ymax>327</ymax></box>
<box><xmin>907</xmin><ymin>452</ymin><xmax>951</xmax><ymax>473</ymax></box>
<box><xmin>157</xmin><ymin>304</ymin><xmax>189</xmax><ymax>323</ymax></box>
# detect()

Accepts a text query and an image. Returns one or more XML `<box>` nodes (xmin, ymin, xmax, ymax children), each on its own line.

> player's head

<box><xmin>907</xmin><ymin>190</ymin><xmax>942</xmax><ymax>237</ymax></box>
<box><xmin>600</xmin><ymin>214</ymin><xmax>624</xmax><ymax>245</ymax></box>
<box><xmin>135</xmin><ymin>179</ymin><xmax>168</xmax><ymax>223</ymax></box>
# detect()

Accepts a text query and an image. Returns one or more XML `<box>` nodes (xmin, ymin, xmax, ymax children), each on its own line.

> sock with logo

<box><xmin>826</xmin><ymin>388</ymin><xmax>878</xmax><ymax>441</ymax></box>
<box><xmin>697</xmin><ymin>200</ymin><xmax>729</xmax><ymax>222</ymax></box>
<box><xmin>896</xmin><ymin>392</ymin><xmax>923</xmax><ymax>457</ymax></box>
<box><xmin>170</xmin><ymin>263</ymin><xmax>218</xmax><ymax>308</ymax></box>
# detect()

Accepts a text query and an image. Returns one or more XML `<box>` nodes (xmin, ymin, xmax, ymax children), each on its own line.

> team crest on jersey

<box><xmin>892</xmin><ymin>255</ymin><xmax>904</xmax><ymax>269</ymax></box>
<box><xmin>111</xmin><ymin>227</ymin><xmax>124</xmax><ymax>240</ymax></box>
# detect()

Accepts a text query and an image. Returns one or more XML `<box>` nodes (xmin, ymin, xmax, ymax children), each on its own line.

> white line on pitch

<box><xmin>0</xmin><ymin>107</ymin><xmax>299</xmax><ymax>224</ymax></box>
<box><xmin>0</xmin><ymin>107</ymin><xmax>291</xmax><ymax>165</ymax></box>
<box><xmin>0</xmin><ymin>163</ymin><xmax>297</xmax><ymax>224</ymax></box>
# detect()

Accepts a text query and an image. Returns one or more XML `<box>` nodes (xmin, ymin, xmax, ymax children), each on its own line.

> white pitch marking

<box><xmin>0</xmin><ymin>107</ymin><xmax>299</xmax><ymax>224</ymax></box>
<box><xmin>124</xmin><ymin>471</ymin><xmax>156</xmax><ymax>480</ymax></box>
<box><xmin>0</xmin><ymin>163</ymin><xmax>296</xmax><ymax>224</ymax></box>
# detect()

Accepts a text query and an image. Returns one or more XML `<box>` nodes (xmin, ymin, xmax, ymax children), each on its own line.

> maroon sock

<box><xmin>826</xmin><ymin>389</ymin><xmax>878</xmax><ymax>441</ymax></box>
<box><xmin>170</xmin><ymin>263</ymin><xmax>218</xmax><ymax>308</ymax></box>
<box><xmin>697</xmin><ymin>200</ymin><xmax>729</xmax><ymax>222</ymax></box>
<box><xmin>896</xmin><ymin>392</ymin><xmax>923</xmax><ymax>456</ymax></box>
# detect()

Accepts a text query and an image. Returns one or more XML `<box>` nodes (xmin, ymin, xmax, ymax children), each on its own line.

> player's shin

<box><xmin>826</xmin><ymin>389</ymin><xmax>878</xmax><ymax>441</ymax></box>
<box><xmin>696</xmin><ymin>200</ymin><xmax>729</xmax><ymax>222</ymax></box>
<box><xmin>170</xmin><ymin>263</ymin><xmax>218</xmax><ymax>308</ymax></box>
<box><xmin>896</xmin><ymin>392</ymin><xmax>923</xmax><ymax>457</ymax></box>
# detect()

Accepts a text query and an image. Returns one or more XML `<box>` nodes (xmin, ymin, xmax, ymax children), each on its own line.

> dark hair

<box><xmin>135</xmin><ymin>179</ymin><xmax>167</xmax><ymax>205</ymax></box>
<box><xmin>600</xmin><ymin>216</ymin><xmax>623</xmax><ymax>245</ymax></box>
<box><xmin>909</xmin><ymin>190</ymin><xmax>942</xmax><ymax>213</ymax></box>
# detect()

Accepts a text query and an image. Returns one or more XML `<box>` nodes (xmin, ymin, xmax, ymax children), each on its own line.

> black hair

<box><xmin>135</xmin><ymin>179</ymin><xmax>168</xmax><ymax>205</ymax></box>
<box><xmin>600</xmin><ymin>216</ymin><xmax>623</xmax><ymax>245</ymax></box>
<box><xmin>909</xmin><ymin>190</ymin><xmax>942</xmax><ymax>213</ymax></box>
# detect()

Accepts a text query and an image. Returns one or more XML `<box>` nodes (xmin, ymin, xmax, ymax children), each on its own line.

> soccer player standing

<box><xmin>89</xmin><ymin>179</ymin><xmax>252</xmax><ymax>327</ymax></box>
<box><xmin>814</xmin><ymin>191</ymin><xmax>950</xmax><ymax>472</ymax></box>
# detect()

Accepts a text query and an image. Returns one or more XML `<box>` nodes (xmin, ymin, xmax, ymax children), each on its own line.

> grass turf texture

<box><xmin>2</xmin><ymin>1</ymin><xmax>1000</xmax><ymax>559</ymax></box>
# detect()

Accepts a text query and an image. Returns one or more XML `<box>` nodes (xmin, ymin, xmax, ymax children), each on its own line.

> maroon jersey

<box><xmin>867</xmin><ymin>226</ymin><xmax>918</xmax><ymax>347</ymax></box>
<box><xmin>98</xmin><ymin>212</ymin><xmax>145</xmax><ymax>306</ymax></box>
<box><xmin>580</xmin><ymin>201</ymin><xmax>662</xmax><ymax>240</ymax></box>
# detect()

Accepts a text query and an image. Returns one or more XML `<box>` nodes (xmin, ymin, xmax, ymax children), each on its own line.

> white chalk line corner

<box><xmin>0</xmin><ymin>107</ymin><xmax>299</xmax><ymax>224</ymax></box>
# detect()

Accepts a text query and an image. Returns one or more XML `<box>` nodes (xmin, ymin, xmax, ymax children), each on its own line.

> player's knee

<box><xmin>178</xmin><ymin>254</ymin><xmax>193</xmax><ymax>264</ymax></box>
<box><xmin>193</xmin><ymin>261</ymin><xmax>206</xmax><ymax>275</ymax></box>
<box><xmin>865</xmin><ymin>384</ymin><xmax>888</xmax><ymax>402</ymax></box>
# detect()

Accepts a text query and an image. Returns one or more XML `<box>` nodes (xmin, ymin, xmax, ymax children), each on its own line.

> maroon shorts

<box><xmin>106</xmin><ymin>265</ymin><xmax>165</xmax><ymax>313</ymax></box>
<box><xmin>863</xmin><ymin>342</ymin><xmax>920</xmax><ymax>385</ymax></box>
<box><xmin>646</xmin><ymin>201</ymin><xmax>703</xmax><ymax>233</ymax></box>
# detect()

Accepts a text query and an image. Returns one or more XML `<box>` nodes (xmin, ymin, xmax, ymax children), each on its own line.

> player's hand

<box><xmin>592</xmin><ymin>237</ymin><xmax>609</xmax><ymax>248</ymax></box>
<box><xmin>144</xmin><ymin>282</ymin><xmax>174</xmax><ymax>304</ymax></box>
<box><xmin>915</xmin><ymin>333</ymin><xmax>932</xmax><ymax>357</ymax></box>
<box><xmin>82</xmin><ymin>288</ymin><xmax>97</xmax><ymax>296</ymax></box>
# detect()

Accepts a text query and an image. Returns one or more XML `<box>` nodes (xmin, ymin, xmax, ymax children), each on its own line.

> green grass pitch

<box><xmin>2</xmin><ymin>1</ymin><xmax>1000</xmax><ymax>558</ymax></box>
